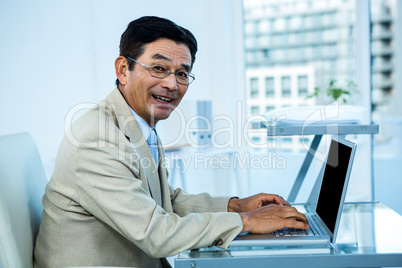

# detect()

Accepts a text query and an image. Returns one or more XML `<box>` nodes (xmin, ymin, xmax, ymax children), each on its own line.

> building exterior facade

<box><xmin>243</xmin><ymin>0</ymin><xmax>398</xmax><ymax>150</ymax></box>
<box><xmin>246</xmin><ymin>66</ymin><xmax>315</xmax><ymax>151</ymax></box>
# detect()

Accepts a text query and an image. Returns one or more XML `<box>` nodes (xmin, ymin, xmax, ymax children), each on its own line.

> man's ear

<box><xmin>115</xmin><ymin>56</ymin><xmax>128</xmax><ymax>86</ymax></box>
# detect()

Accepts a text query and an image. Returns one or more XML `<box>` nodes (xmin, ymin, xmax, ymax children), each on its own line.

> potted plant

<box><xmin>307</xmin><ymin>80</ymin><xmax>358</xmax><ymax>104</ymax></box>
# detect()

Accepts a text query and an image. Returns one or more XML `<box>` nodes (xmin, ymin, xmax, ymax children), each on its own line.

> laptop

<box><xmin>230</xmin><ymin>135</ymin><xmax>357</xmax><ymax>247</ymax></box>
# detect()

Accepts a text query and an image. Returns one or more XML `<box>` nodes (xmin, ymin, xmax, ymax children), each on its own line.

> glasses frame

<box><xmin>126</xmin><ymin>56</ymin><xmax>195</xmax><ymax>85</ymax></box>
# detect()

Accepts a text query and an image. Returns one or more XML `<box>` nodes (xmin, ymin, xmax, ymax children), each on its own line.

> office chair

<box><xmin>0</xmin><ymin>133</ymin><xmax>141</xmax><ymax>268</ymax></box>
<box><xmin>0</xmin><ymin>133</ymin><xmax>47</xmax><ymax>268</ymax></box>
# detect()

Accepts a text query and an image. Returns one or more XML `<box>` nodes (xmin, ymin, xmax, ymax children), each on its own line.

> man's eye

<box><xmin>177</xmin><ymin>71</ymin><xmax>189</xmax><ymax>78</ymax></box>
<box><xmin>151</xmin><ymin>65</ymin><xmax>167</xmax><ymax>73</ymax></box>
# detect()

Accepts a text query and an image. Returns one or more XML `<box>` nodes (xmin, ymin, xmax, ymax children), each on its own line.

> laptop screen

<box><xmin>316</xmin><ymin>138</ymin><xmax>353</xmax><ymax>234</ymax></box>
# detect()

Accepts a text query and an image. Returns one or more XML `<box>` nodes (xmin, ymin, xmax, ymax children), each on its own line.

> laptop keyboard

<box><xmin>272</xmin><ymin>226</ymin><xmax>319</xmax><ymax>237</ymax></box>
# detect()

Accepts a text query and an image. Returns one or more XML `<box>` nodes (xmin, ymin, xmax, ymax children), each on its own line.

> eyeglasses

<box><xmin>126</xmin><ymin>56</ymin><xmax>195</xmax><ymax>85</ymax></box>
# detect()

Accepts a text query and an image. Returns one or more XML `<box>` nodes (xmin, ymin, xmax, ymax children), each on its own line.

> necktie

<box><xmin>147</xmin><ymin>128</ymin><xmax>158</xmax><ymax>166</ymax></box>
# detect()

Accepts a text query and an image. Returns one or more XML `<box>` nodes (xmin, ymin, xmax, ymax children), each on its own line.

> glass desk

<box><xmin>175</xmin><ymin>202</ymin><xmax>402</xmax><ymax>268</ymax></box>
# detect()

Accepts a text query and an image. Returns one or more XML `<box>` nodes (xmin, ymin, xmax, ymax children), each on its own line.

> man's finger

<box><xmin>283</xmin><ymin>218</ymin><xmax>310</xmax><ymax>229</ymax></box>
<box><xmin>260</xmin><ymin>194</ymin><xmax>289</xmax><ymax>207</ymax></box>
<box><xmin>279</xmin><ymin>196</ymin><xmax>291</xmax><ymax>207</ymax></box>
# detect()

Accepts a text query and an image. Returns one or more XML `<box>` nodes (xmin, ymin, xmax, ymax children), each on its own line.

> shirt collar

<box><xmin>129</xmin><ymin>107</ymin><xmax>156</xmax><ymax>140</ymax></box>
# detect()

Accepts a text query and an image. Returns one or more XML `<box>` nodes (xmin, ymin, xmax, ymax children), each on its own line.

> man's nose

<box><xmin>161</xmin><ymin>73</ymin><xmax>178</xmax><ymax>91</ymax></box>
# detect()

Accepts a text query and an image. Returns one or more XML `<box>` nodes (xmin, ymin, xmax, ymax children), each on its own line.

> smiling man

<box><xmin>33</xmin><ymin>16</ymin><xmax>308</xmax><ymax>268</ymax></box>
<box><xmin>116</xmin><ymin>38</ymin><xmax>191</xmax><ymax>127</ymax></box>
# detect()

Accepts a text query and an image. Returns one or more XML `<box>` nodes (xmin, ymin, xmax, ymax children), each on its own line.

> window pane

<box><xmin>250</xmin><ymin>105</ymin><xmax>260</xmax><ymax>114</ymax></box>
<box><xmin>243</xmin><ymin>0</ymin><xmax>401</xmax><ymax>212</ymax></box>
<box><xmin>250</xmin><ymin>77</ymin><xmax>259</xmax><ymax>98</ymax></box>
<box><xmin>265</xmin><ymin>77</ymin><xmax>275</xmax><ymax>97</ymax></box>
<box><xmin>244</xmin><ymin>0</ymin><xmax>358</xmax><ymax>142</ymax></box>
<box><xmin>370</xmin><ymin>0</ymin><xmax>402</xmax><ymax>215</ymax></box>
<box><xmin>298</xmin><ymin>75</ymin><xmax>308</xmax><ymax>97</ymax></box>
<box><xmin>281</xmin><ymin>76</ymin><xmax>291</xmax><ymax>98</ymax></box>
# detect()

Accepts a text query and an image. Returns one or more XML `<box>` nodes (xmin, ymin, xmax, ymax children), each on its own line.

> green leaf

<box><xmin>306</xmin><ymin>87</ymin><xmax>320</xmax><ymax>99</ymax></box>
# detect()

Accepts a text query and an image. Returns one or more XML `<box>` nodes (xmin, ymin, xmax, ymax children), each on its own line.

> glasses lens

<box><xmin>149</xmin><ymin>65</ymin><xmax>168</xmax><ymax>78</ymax></box>
<box><xmin>149</xmin><ymin>64</ymin><xmax>194</xmax><ymax>85</ymax></box>
<box><xmin>177</xmin><ymin>73</ymin><xmax>195</xmax><ymax>85</ymax></box>
<box><xmin>187</xmin><ymin>74</ymin><xmax>195</xmax><ymax>84</ymax></box>
<box><xmin>175</xmin><ymin>71</ymin><xmax>189</xmax><ymax>85</ymax></box>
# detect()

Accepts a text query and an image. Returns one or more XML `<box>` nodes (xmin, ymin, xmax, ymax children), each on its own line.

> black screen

<box><xmin>316</xmin><ymin>139</ymin><xmax>352</xmax><ymax>234</ymax></box>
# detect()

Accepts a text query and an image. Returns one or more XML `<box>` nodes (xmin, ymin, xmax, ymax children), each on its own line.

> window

<box><xmin>298</xmin><ymin>75</ymin><xmax>308</xmax><ymax>97</ymax></box>
<box><xmin>289</xmin><ymin>33</ymin><xmax>297</xmax><ymax>44</ymax></box>
<box><xmin>258</xmin><ymin>20</ymin><xmax>271</xmax><ymax>32</ymax></box>
<box><xmin>289</xmin><ymin>16</ymin><xmax>302</xmax><ymax>29</ymax></box>
<box><xmin>313</xmin><ymin>45</ymin><xmax>322</xmax><ymax>56</ymax></box>
<box><xmin>251</xmin><ymin>136</ymin><xmax>261</xmax><ymax>143</ymax></box>
<box><xmin>246</xmin><ymin>51</ymin><xmax>257</xmax><ymax>62</ymax></box>
<box><xmin>250</xmin><ymin>106</ymin><xmax>260</xmax><ymax>114</ymax></box>
<box><xmin>244</xmin><ymin>21</ymin><xmax>257</xmax><ymax>35</ymax></box>
<box><xmin>262</xmin><ymin>48</ymin><xmax>271</xmax><ymax>58</ymax></box>
<box><xmin>250</xmin><ymin>78</ymin><xmax>259</xmax><ymax>98</ymax></box>
<box><xmin>305</xmin><ymin>46</ymin><xmax>314</xmax><ymax>58</ymax></box>
<box><xmin>273</xmin><ymin>34</ymin><xmax>286</xmax><ymax>46</ymax></box>
<box><xmin>265</xmin><ymin>77</ymin><xmax>275</xmax><ymax>97</ymax></box>
<box><xmin>275</xmin><ymin>49</ymin><xmax>286</xmax><ymax>60</ymax></box>
<box><xmin>258</xmin><ymin>35</ymin><xmax>270</xmax><ymax>46</ymax></box>
<box><xmin>281</xmin><ymin>76</ymin><xmax>291</xmax><ymax>97</ymax></box>
<box><xmin>312</xmin><ymin>14</ymin><xmax>322</xmax><ymax>25</ymax></box>
<box><xmin>283</xmin><ymin>137</ymin><xmax>292</xmax><ymax>144</ymax></box>
<box><xmin>245</xmin><ymin>37</ymin><xmax>257</xmax><ymax>49</ymax></box>
<box><xmin>297</xmin><ymin>47</ymin><xmax>305</xmax><ymax>59</ymax></box>
<box><xmin>243</xmin><ymin>0</ymin><xmax>401</xmax><ymax>216</ymax></box>
<box><xmin>274</xmin><ymin>18</ymin><xmax>286</xmax><ymax>31</ymax></box>
<box><xmin>313</xmin><ymin>30</ymin><xmax>322</xmax><ymax>42</ymax></box>
<box><xmin>322</xmin><ymin>13</ymin><xmax>331</xmax><ymax>26</ymax></box>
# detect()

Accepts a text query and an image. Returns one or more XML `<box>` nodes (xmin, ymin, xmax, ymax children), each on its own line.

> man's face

<box><xmin>120</xmin><ymin>38</ymin><xmax>192</xmax><ymax>127</ymax></box>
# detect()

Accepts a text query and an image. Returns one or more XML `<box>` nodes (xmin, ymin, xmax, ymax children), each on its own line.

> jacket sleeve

<box><xmin>73</xmin><ymin>129</ymin><xmax>243</xmax><ymax>258</ymax></box>
<box><xmin>169</xmin><ymin>185</ymin><xmax>235</xmax><ymax>216</ymax></box>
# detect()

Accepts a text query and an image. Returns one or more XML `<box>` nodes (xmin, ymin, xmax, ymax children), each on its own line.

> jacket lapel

<box><xmin>105</xmin><ymin>88</ymin><xmax>162</xmax><ymax>206</ymax></box>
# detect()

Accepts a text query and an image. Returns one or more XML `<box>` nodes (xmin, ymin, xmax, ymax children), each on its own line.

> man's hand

<box><xmin>228</xmin><ymin>193</ymin><xmax>290</xmax><ymax>213</ymax></box>
<box><xmin>239</xmin><ymin>204</ymin><xmax>309</xmax><ymax>234</ymax></box>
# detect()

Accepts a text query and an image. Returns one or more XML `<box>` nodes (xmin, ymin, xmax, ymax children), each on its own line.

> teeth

<box><xmin>155</xmin><ymin>95</ymin><xmax>172</xmax><ymax>102</ymax></box>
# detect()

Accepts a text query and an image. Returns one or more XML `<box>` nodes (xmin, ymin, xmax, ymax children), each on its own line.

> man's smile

<box><xmin>152</xmin><ymin>94</ymin><xmax>174</xmax><ymax>103</ymax></box>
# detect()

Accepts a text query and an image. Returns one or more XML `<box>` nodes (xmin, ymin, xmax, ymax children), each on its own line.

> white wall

<box><xmin>0</xmin><ymin>0</ymin><xmax>246</xmax><ymax>180</ymax></box>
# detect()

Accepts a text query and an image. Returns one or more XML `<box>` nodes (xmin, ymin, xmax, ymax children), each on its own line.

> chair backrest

<box><xmin>0</xmin><ymin>133</ymin><xmax>48</xmax><ymax>268</ymax></box>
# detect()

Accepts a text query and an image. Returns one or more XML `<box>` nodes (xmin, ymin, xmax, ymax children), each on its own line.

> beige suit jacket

<box><xmin>34</xmin><ymin>88</ymin><xmax>243</xmax><ymax>268</ymax></box>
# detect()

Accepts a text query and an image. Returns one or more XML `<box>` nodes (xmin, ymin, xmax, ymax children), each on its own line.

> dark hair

<box><xmin>116</xmin><ymin>16</ymin><xmax>198</xmax><ymax>87</ymax></box>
